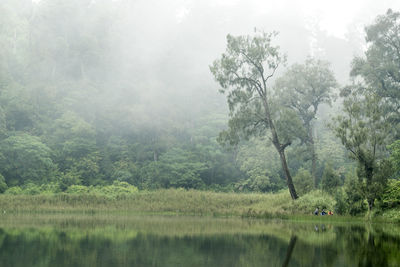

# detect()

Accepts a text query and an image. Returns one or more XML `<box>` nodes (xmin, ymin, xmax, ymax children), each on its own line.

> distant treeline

<box><xmin>0</xmin><ymin>0</ymin><xmax>246</xmax><ymax>192</ymax></box>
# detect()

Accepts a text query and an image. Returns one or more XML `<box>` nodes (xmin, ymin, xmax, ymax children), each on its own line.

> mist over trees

<box><xmin>0</xmin><ymin>0</ymin><xmax>400</xmax><ymax>214</ymax></box>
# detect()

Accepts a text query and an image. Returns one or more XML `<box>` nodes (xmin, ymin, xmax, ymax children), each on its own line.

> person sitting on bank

<box><xmin>321</xmin><ymin>209</ymin><xmax>327</xmax><ymax>215</ymax></box>
<box><xmin>328</xmin><ymin>210</ymin><xmax>333</xmax><ymax>215</ymax></box>
<box><xmin>314</xmin><ymin>207</ymin><xmax>319</xmax><ymax>215</ymax></box>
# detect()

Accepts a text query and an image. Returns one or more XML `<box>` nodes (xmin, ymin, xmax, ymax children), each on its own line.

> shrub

<box><xmin>22</xmin><ymin>183</ymin><xmax>41</xmax><ymax>195</ymax></box>
<box><xmin>4</xmin><ymin>186</ymin><xmax>22</xmax><ymax>195</ymax></box>
<box><xmin>344</xmin><ymin>171</ymin><xmax>367</xmax><ymax>215</ymax></box>
<box><xmin>287</xmin><ymin>190</ymin><xmax>335</xmax><ymax>214</ymax></box>
<box><xmin>334</xmin><ymin>188</ymin><xmax>348</xmax><ymax>215</ymax></box>
<box><xmin>95</xmin><ymin>181</ymin><xmax>138</xmax><ymax>196</ymax></box>
<box><xmin>381</xmin><ymin>179</ymin><xmax>400</xmax><ymax>209</ymax></box>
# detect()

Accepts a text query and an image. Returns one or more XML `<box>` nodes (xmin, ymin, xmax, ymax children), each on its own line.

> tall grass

<box><xmin>0</xmin><ymin>189</ymin><xmax>291</xmax><ymax>216</ymax></box>
<box><xmin>0</xmin><ymin>188</ymin><xmax>395</xmax><ymax>222</ymax></box>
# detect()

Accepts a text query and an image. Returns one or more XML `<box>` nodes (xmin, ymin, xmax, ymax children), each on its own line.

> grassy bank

<box><xmin>0</xmin><ymin>189</ymin><xmax>292</xmax><ymax>216</ymax></box>
<box><xmin>0</xmin><ymin>189</ymin><xmax>397</xmax><ymax>222</ymax></box>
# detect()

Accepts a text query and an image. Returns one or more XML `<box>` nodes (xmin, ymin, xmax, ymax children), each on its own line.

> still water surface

<box><xmin>0</xmin><ymin>214</ymin><xmax>399</xmax><ymax>267</ymax></box>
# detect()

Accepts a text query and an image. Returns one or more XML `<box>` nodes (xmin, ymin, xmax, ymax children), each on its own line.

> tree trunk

<box><xmin>308</xmin><ymin>127</ymin><xmax>317</xmax><ymax>187</ymax></box>
<box><xmin>365</xmin><ymin>164</ymin><xmax>374</xmax><ymax>210</ymax></box>
<box><xmin>279</xmin><ymin>150</ymin><xmax>298</xmax><ymax>200</ymax></box>
<box><xmin>311</xmin><ymin>147</ymin><xmax>317</xmax><ymax>187</ymax></box>
<box><xmin>262</xmin><ymin>99</ymin><xmax>298</xmax><ymax>200</ymax></box>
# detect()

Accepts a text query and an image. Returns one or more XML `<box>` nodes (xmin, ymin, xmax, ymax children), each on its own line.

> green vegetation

<box><xmin>1</xmin><ymin>187</ymin><xmax>399</xmax><ymax>222</ymax></box>
<box><xmin>0</xmin><ymin>189</ymin><xmax>302</xmax><ymax>216</ymax></box>
<box><xmin>0</xmin><ymin>1</ymin><xmax>399</xmax><ymax>221</ymax></box>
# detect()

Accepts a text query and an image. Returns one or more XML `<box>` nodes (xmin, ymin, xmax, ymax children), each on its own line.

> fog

<box><xmin>89</xmin><ymin>0</ymin><xmax>400</xmax><ymax>121</ymax></box>
<box><xmin>1</xmin><ymin>0</ymin><xmax>400</xmax><ymax>190</ymax></box>
<box><xmin>5</xmin><ymin>0</ymin><xmax>399</xmax><ymax>126</ymax></box>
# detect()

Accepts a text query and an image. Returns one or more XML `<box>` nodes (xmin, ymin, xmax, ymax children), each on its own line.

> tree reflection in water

<box><xmin>0</xmin><ymin>216</ymin><xmax>399</xmax><ymax>267</ymax></box>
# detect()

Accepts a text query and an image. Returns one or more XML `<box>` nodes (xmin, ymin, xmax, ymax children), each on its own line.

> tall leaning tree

<box><xmin>275</xmin><ymin>58</ymin><xmax>337</xmax><ymax>186</ymax></box>
<box><xmin>210</xmin><ymin>31</ymin><xmax>299</xmax><ymax>199</ymax></box>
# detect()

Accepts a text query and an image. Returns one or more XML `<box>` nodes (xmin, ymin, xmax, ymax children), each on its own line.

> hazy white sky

<box><xmin>299</xmin><ymin>0</ymin><xmax>400</xmax><ymax>38</ymax></box>
<box><xmin>31</xmin><ymin>0</ymin><xmax>400</xmax><ymax>40</ymax></box>
<box><xmin>176</xmin><ymin>0</ymin><xmax>400</xmax><ymax>39</ymax></box>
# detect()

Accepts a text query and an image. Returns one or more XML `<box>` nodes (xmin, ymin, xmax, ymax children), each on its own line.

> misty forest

<box><xmin>1</xmin><ymin>0</ymin><xmax>400</xmax><ymax>220</ymax></box>
<box><xmin>3</xmin><ymin>1</ymin><xmax>400</xmax><ymax>266</ymax></box>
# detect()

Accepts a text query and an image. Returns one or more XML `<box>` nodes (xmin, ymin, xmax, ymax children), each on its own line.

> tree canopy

<box><xmin>210</xmin><ymin>31</ymin><xmax>300</xmax><ymax>199</ymax></box>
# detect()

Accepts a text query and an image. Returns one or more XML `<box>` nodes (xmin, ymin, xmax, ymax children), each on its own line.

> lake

<box><xmin>0</xmin><ymin>214</ymin><xmax>399</xmax><ymax>267</ymax></box>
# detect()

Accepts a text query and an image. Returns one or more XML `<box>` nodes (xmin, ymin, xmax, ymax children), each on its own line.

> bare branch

<box><xmin>261</xmin><ymin>62</ymin><xmax>279</xmax><ymax>96</ymax></box>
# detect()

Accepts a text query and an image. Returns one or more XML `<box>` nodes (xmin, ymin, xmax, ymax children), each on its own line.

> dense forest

<box><xmin>0</xmin><ymin>0</ymin><xmax>399</xmax><ymax>215</ymax></box>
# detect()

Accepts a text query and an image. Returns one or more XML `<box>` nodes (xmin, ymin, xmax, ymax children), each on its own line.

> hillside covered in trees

<box><xmin>1</xmin><ymin>0</ymin><xmax>400</xmax><ymax>216</ymax></box>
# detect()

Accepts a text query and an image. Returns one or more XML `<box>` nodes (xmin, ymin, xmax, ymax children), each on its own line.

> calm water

<box><xmin>0</xmin><ymin>214</ymin><xmax>399</xmax><ymax>267</ymax></box>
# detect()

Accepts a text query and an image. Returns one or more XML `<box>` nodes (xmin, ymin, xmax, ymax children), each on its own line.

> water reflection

<box><xmin>0</xmin><ymin>215</ymin><xmax>399</xmax><ymax>267</ymax></box>
<box><xmin>282</xmin><ymin>235</ymin><xmax>297</xmax><ymax>267</ymax></box>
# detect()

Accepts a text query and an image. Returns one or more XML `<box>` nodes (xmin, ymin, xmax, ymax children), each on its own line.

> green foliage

<box><xmin>22</xmin><ymin>183</ymin><xmax>41</xmax><ymax>195</ymax></box>
<box><xmin>38</xmin><ymin>182</ymin><xmax>62</xmax><ymax>194</ymax></box>
<box><xmin>287</xmin><ymin>190</ymin><xmax>335</xmax><ymax>214</ymax></box>
<box><xmin>4</xmin><ymin>186</ymin><xmax>22</xmax><ymax>195</ymax></box>
<box><xmin>59</xmin><ymin>172</ymin><xmax>82</xmax><ymax>192</ymax></box>
<box><xmin>1</xmin><ymin>0</ymin><xmax>398</xmax><ymax>206</ymax></box>
<box><xmin>236</xmin><ymin>139</ymin><xmax>284</xmax><ymax>192</ymax></box>
<box><xmin>332</xmin><ymin>87</ymin><xmax>392</xmax><ymax>208</ymax></box>
<box><xmin>210</xmin><ymin>30</ymin><xmax>300</xmax><ymax>199</ymax></box>
<box><xmin>293</xmin><ymin>168</ymin><xmax>313</xmax><ymax>196</ymax></box>
<box><xmin>140</xmin><ymin>148</ymin><xmax>207</xmax><ymax>190</ymax></box>
<box><xmin>45</xmin><ymin>112</ymin><xmax>97</xmax><ymax>171</ymax></box>
<box><xmin>331</xmin><ymin>10</ymin><xmax>400</xmax><ymax>209</ymax></box>
<box><xmin>274</xmin><ymin>107</ymin><xmax>305</xmax><ymax>145</ymax></box>
<box><xmin>276</xmin><ymin>58</ymin><xmax>337</xmax><ymax>113</ymax></box>
<box><xmin>234</xmin><ymin>176</ymin><xmax>273</xmax><ymax>193</ymax></box>
<box><xmin>388</xmin><ymin>140</ymin><xmax>400</xmax><ymax>174</ymax></box>
<box><xmin>0</xmin><ymin>134</ymin><xmax>56</xmax><ymax>186</ymax></box>
<box><xmin>275</xmin><ymin>58</ymin><xmax>337</xmax><ymax>185</ymax></box>
<box><xmin>61</xmin><ymin>181</ymin><xmax>139</xmax><ymax>196</ymax></box>
<box><xmin>4</xmin><ymin>182</ymin><xmax>60</xmax><ymax>195</ymax></box>
<box><xmin>210</xmin><ymin>31</ymin><xmax>297</xmax><ymax>147</ymax></box>
<box><xmin>363</xmin><ymin>159</ymin><xmax>392</xmax><ymax>204</ymax></box>
<box><xmin>321</xmin><ymin>163</ymin><xmax>341</xmax><ymax>194</ymax></box>
<box><xmin>329</xmin><ymin>170</ymin><xmax>368</xmax><ymax>216</ymax></box>
<box><xmin>95</xmin><ymin>181</ymin><xmax>139</xmax><ymax>196</ymax></box>
<box><xmin>344</xmin><ymin>171</ymin><xmax>367</xmax><ymax>215</ymax></box>
<box><xmin>351</xmin><ymin>9</ymin><xmax>400</xmax><ymax>114</ymax></box>
<box><xmin>110</xmin><ymin>160</ymin><xmax>139</xmax><ymax>185</ymax></box>
<box><xmin>69</xmin><ymin>153</ymin><xmax>103</xmax><ymax>186</ymax></box>
<box><xmin>275</xmin><ymin>58</ymin><xmax>337</xmax><ymax>146</ymax></box>
<box><xmin>315</xmin><ymin>130</ymin><xmax>349</xmax><ymax>180</ymax></box>
<box><xmin>381</xmin><ymin>179</ymin><xmax>400</xmax><ymax>209</ymax></box>
<box><xmin>333</xmin><ymin>189</ymin><xmax>347</xmax><ymax>215</ymax></box>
